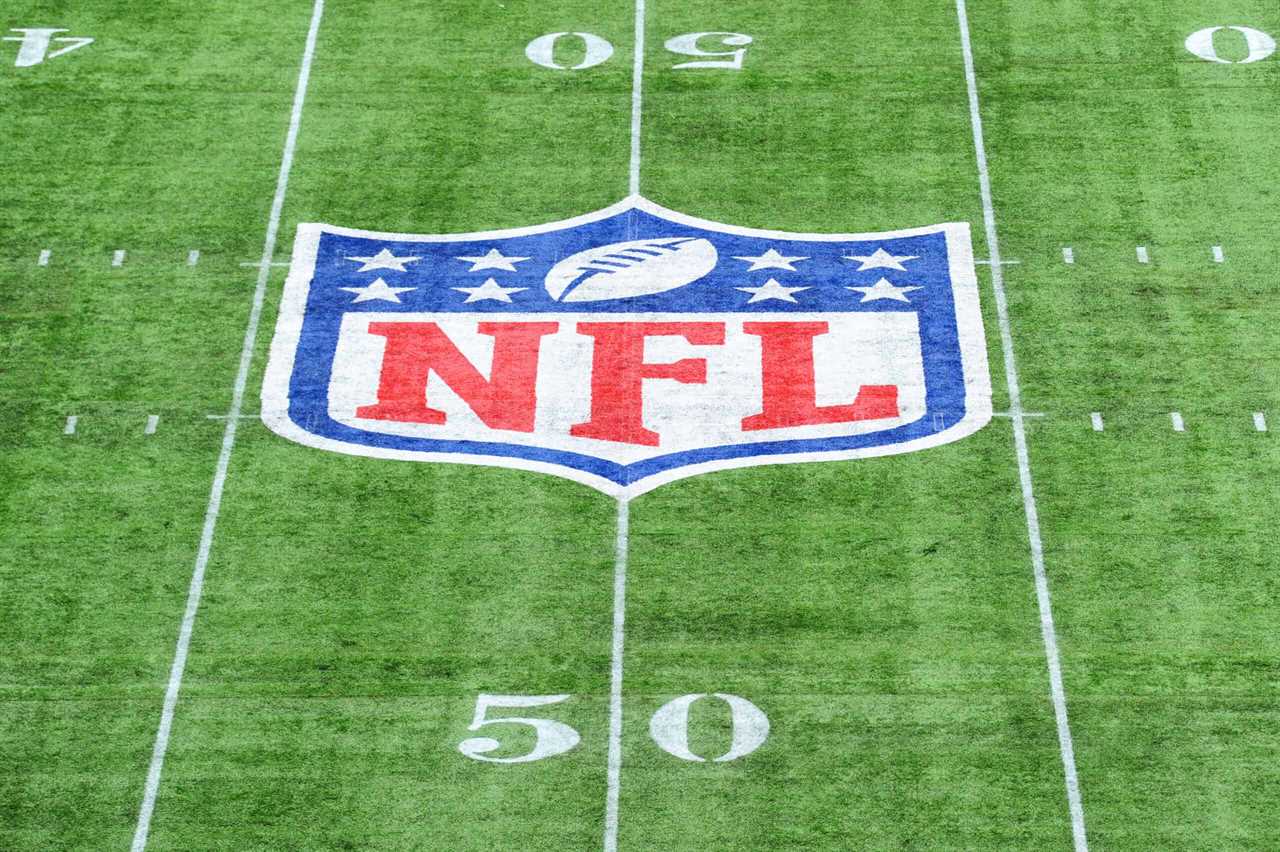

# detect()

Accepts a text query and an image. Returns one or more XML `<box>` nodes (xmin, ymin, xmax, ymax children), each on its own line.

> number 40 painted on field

<box><xmin>527</xmin><ymin>31</ymin><xmax>754</xmax><ymax>71</ymax></box>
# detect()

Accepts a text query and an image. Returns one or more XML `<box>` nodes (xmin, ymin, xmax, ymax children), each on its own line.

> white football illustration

<box><xmin>545</xmin><ymin>237</ymin><xmax>718</xmax><ymax>302</ymax></box>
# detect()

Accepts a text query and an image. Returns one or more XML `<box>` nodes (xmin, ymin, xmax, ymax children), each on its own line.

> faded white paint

<box><xmin>1212</xmin><ymin>245</ymin><xmax>1224</xmax><ymax>263</ymax></box>
<box><xmin>1136</xmin><ymin>246</ymin><xmax>1149</xmax><ymax>264</ymax></box>
<box><xmin>1254</xmin><ymin>412</ymin><xmax>1267</xmax><ymax>432</ymax></box>
<box><xmin>112</xmin><ymin>249</ymin><xmax>126</xmax><ymax>267</ymax></box>
<box><xmin>525</xmin><ymin>32</ymin><xmax>614</xmax><ymax>71</ymax></box>
<box><xmin>63</xmin><ymin>415</ymin><xmax>77</xmax><ymax>435</ymax></box>
<box><xmin>1062</xmin><ymin>247</ymin><xmax>1074</xmax><ymax>264</ymax></box>
<box><xmin>1185</xmin><ymin>26</ymin><xmax>1276</xmax><ymax>64</ymax></box>
<box><xmin>649</xmin><ymin>693</ymin><xmax>769</xmax><ymax>762</ymax></box>
<box><xmin>666</xmin><ymin>32</ymin><xmax>753</xmax><ymax>71</ymax></box>
<box><xmin>187</xmin><ymin>250</ymin><xmax>200</xmax><ymax>266</ymax></box>
<box><xmin>38</xmin><ymin>249</ymin><xmax>50</xmax><ymax>266</ymax></box>
<box><xmin>145</xmin><ymin>415</ymin><xmax>159</xmax><ymax>435</ymax></box>
<box><xmin>4</xmin><ymin>28</ymin><xmax>94</xmax><ymax>67</ymax></box>
<box><xmin>1090</xmin><ymin>412</ymin><xmax>1104</xmax><ymax>432</ymax></box>
<box><xmin>1171</xmin><ymin>411</ymin><xmax>1185</xmax><ymax>432</ymax></box>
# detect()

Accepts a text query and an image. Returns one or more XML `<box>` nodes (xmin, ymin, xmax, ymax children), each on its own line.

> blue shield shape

<box><xmin>263</xmin><ymin>197</ymin><xmax>991</xmax><ymax>496</ymax></box>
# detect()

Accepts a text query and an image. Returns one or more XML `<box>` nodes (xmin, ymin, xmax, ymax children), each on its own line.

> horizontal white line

<box><xmin>1090</xmin><ymin>412</ymin><xmax>1103</xmax><ymax>432</ymax></box>
<box><xmin>976</xmin><ymin>258</ymin><xmax>1021</xmax><ymax>265</ymax></box>
<box><xmin>993</xmin><ymin>410</ymin><xmax>1045</xmax><ymax>418</ymax></box>
<box><xmin>239</xmin><ymin>260</ymin><xmax>291</xmax><ymax>268</ymax></box>
<box><xmin>205</xmin><ymin>413</ymin><xmax>262</xmax><ymax>420</ymax></box>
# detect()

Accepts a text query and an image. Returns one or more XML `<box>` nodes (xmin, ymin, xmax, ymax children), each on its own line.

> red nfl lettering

<box><xmin>356</xmin><ymin>321</ymin><xmax>557</xmax><ymax>432</ymax></box>
<box><xmin>569</xmin><ymin>322</ymin><xmax>726</xmax><ymax>447</ymax></box>
<box><xmin>741</xmin><ymin>322</ymin><xmax>899</xmax><ymax>431</ymax></box>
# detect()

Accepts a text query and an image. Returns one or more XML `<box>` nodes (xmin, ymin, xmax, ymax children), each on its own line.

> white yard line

<box><xmin>38</xmin><ymin>249</ymin><xmax>51</xmax><ymax>266</ymax></box>
<box><xmin>628</xmin><ymin>0</ymin><xmax>646</xmax><ymax>196</ymax></box>
<box><xmin>113</xmin><ymin>249</ymin><xmax>126</xmax><ymax>267</ymax></box>
<box><xmin>605</xmin><ymin>3</ymin><xmax>646</xmax><ymax>844</ymax></box>
<box><xmin>1254</xmin><ymin>412</ymin><xmax>1267</xmax><ymax>432</ymax></box>
<box><xmin>1090</xmin><ymin>412</ymin><xmax>1104</xmax><ymax>432</ymax></box>
<box><xmin>145</xmin><ymin>414</ymin><xmax>160</xmax><ymax>435</ymax></box>
<box><xmin>1170</xmin><ymin>412</ymin><xmax>1185</xmax><ymax>432</ymax></box>
<box><xmin>63</xmin><ymin>415</ymin><xmax>77</xmax><ymax>435</ymax></box>
<box><xmin>603</xmin><ymin>497</ymin><xmax>631</xmax><ymax>852</ymax></box>
<box><xmin>1136</xmin><ymin>245</ymin><xmax>1149</xmax><ymax>264</ymax></box>
<box><xmin>954</xmin><ymin>3</ymin><xmax>1088</xmax><ymax>849</ymax></box>
<box><xmin>130</xmin><ymin>3</ymin><xmax>326</xmax><ymax>849</ymax></box>
<box><xmin>1212</xmin><ymin>245</ymin><xmax>1224</xmax><ymax>264</ymax></box>
<box><xmin>1062</xmin><ymin>247</ymin><xmax>1074</xmax><ymax>265</ymax></box>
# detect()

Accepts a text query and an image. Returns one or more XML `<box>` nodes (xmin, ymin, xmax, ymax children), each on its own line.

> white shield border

<box><xmin>262</xmin><ymin>196</ymin><xmax>992</xmax><ymax>497</ymax></box>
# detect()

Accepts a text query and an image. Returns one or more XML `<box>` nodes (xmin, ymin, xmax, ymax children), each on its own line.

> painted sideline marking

<box><xmin>1136</xmin><ymin>246</ymin><xmax>1149</xmax><ymax>264</ymax></box>
<box><xmin>1254</xmin><ymin>412</ymin><xmax>1267</xmax><ymax>432</ymax></box>
<box><xmin>187</xmin><ymin>250</ymin><xmax>201</xmax><ymax>267</ymax></box>
<box><xmin>239</xmin><ymin>260</ymin><xmax>291</xmax><ymax>268</ymax></box>
<box><xmin>955</xmin><ymin>3</ymin><xmax>1088</xmax><ymax>849</ymax></box>
<box><xmin>1062</xmin><ymin>247</ymin><xmax>1074</xmax><ymax>265</ymax></box>
<box><xmin>63</xmin><ymin>415</ymin><xmax>77</xmax><ymax>435</ymax></box>
<box><xmin>130</xmin><ymin>3</ymin><xmax>326</xmax><ymax>849</ymax></box>
<box><xmin>1170</xmin><ymin>412</ymin><xmax>1185</xmax><ymax>432</ymax></box>
<box><xmin>994</xmin><ymin>410</ymin><xmax>1045</xmax><ymax>418</ymax></box>
<box><xmin>113</xmin><ymin>249</ymin><xmax>126</xmax><ymax>267</ymax></box>
<box><xmin>1212</xmin><ymin>245</ymin><xmax>1224</xmax><ymax>264</ymax></box>
<box><xmin>145</xmin><ymin>414</ymin><xmax>159</xmax><ymax>435</ymax></box>
<box><xmin>976</xmin><ymin>257</ymin><xmax>1020</xmax><ymax>265</ymax></box>
<box><xmin>38</xmin><ymin>249</ymin><xmax>51</xmax><ymax>266</ymax></box>
<box><xmin>1090</xmin><ymin>412</ymin><xmax>1104</xmax><ymax>432</ymax></box>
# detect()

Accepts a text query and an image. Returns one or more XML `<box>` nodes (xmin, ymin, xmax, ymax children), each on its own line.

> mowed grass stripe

<box><xmin>140</xmin><ymin>1</ymin><xmax>635</xmax><ymax>848</ymax></box>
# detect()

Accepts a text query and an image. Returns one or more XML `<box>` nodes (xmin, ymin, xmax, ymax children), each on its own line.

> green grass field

<box><xmin>2</xmin><ymin>1</ymin><xmax>1279</xmax><ymax>849</ymax></box>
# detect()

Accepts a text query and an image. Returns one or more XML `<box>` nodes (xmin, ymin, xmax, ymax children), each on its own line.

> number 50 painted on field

<box><xmin>458</xmin><ymin>693</ymin><xmax>769</xmax><ymax>764</ymax></box>
<box><xmin>526</xmin><ymin>31</ymin><xmax>754</xmax><ymax>71</ymax></box>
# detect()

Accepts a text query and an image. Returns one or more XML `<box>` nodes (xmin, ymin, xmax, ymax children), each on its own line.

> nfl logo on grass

<box><xmin>263</xmin><ymin>197</ymin><xmax>991</xmax><ymax>495</ymax></box>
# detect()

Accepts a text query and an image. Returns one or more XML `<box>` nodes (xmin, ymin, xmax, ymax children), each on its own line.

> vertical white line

<box><xmin>113</xmin><ymin>249</ymin><xmax>126</xmax><ymax>267</ymax></box>
<box><xmin>1254</xmin><ymin>412</ymin><xmax>1267</xmax><ymax>432</ymax></box>
<box><xmin>1212</xmin><ymin>245</ymin><xmax>1224</xmax><ymax>263</ymax></box>
<box><xmin>628</xmin><ymin>0</ymin><xmax>646</xmax><ymax>196</ymax></box>
<box><xmin>145</xmin><ymin>414</ymin><xmax>160</xmax><ymax>435</ymax></box>
<box><xmin>1062</xmin><ymin>247</ymin><xmax>1074</xmax><ymax>265</ymax></box>
<box><xmin>603</xmin><ymin>497</ymin><xmax>630</xmax><ymax>852</ymax></box>
<box><xmin>1170</xmin><ymin>412</ymin><xmax>1185</xmax><ymax>432</ymax></box>
<box><xmin>1090</xmin><ymin>412</ymin><xmax>1103</xmax><ymax>432</ymax></box>
<box><xmin>63</xmin><ymin>415</ymin><xmax>77</xmax><ymax>435</ymax></box>
<box><xmin>38</xmin><ymin>249</ymin><xmax>51</xmax><ymax>266</ymax></box>
<box><xmin>130</xmin><ymin>3</ymin><xmax>325</xmax><ymax>849</ymax></box>
<box><xmin>954</xmin><ymin>3</ymin><xmax>1088</xmax><ymax>850</ymax></box>
<box><xmin>1136</xmin><ymin>246</ymin><xmax>1149</xmax><ymax>264</ymax></box>
<box><xmin>187</xmin><ymin>250</ymin><xmax>201</xmax><ymax>267</ymax></box>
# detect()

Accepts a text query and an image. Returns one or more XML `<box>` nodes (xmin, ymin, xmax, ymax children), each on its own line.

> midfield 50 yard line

<box><xmin>129</xmin><ymin>3</ymin><xmax>327</xmax><ymax>849</ymax></box>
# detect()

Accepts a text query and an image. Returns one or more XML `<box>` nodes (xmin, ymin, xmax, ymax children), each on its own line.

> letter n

<box><xmin>356</xmin><ymin>321</ymin><xmax>558</xmax><ymax>432</ymax></box>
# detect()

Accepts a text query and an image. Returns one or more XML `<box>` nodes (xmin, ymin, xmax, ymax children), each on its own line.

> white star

<box><xmin>345</xmin><ymin>248</ymin><xmax>421</xmax><ymax>273</ymax></box>
<box><xmin>844</xmin><ymin>248</ymin><xmax>919</xmax><ymax>272</ymax></box>
<box><xmin>452</xmin><ymin>277</ymin><xmax>528</xmax><ymax>303</ymax></box>
<box><xmin>736</xmin><ymin>278</ymin><xmax>810</xmax><ymax>304</ymax></box>
<box><xmin>340</xmin><ymin>277</ymin><xmax>417</xmax><ymax>303</ymax></box>
<box><xmin>456</xmin><ymin>248</ymin><xmax>531</xmax><ymax>272</ymax></box>
<box><xmin>846</xmin><ymin>277</ymin><xmax>922</xmax><ymax>303</ymax></box>
<box><xmin>732</xmin><ymin>248</ymin><xmax>808</xmax><ymax>272</ymax></box>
